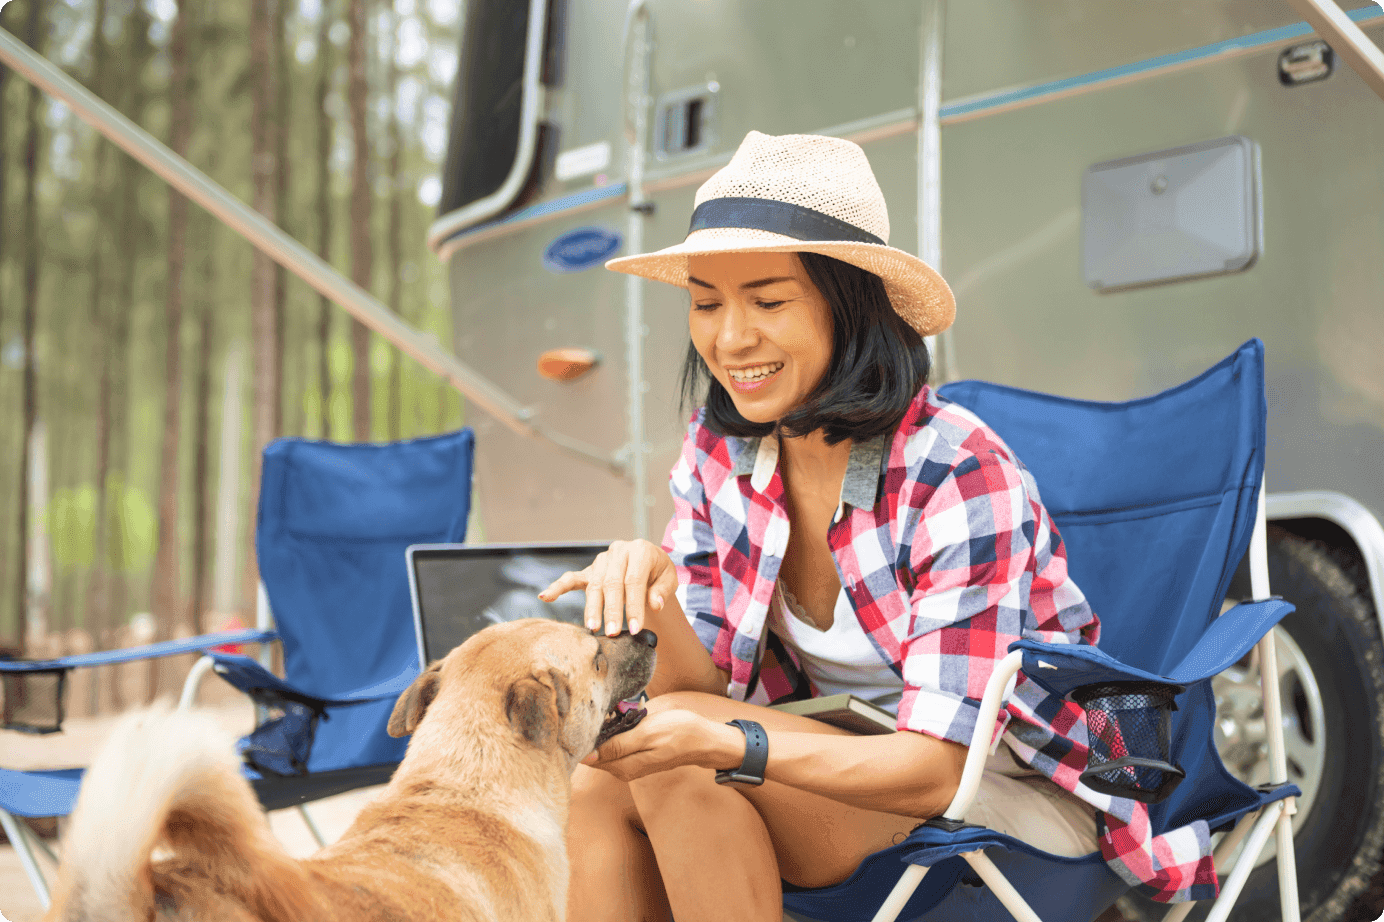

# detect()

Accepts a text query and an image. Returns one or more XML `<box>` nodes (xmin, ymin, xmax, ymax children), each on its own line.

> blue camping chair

<box><xmin>0</xmin><ymin>427</ymin><xmax>474</xmax><ymax>908</ymax></box>
<box><xmin>783</xmin><ymin>340</ymin><xmax>1301</xmax><ymax>922</ymax></box>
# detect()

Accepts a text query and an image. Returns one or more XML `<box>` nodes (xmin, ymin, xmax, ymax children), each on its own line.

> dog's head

<box><xmin>387</xmin><ymin>619</ymin><xmax>657</xmax><ymax>768</ymax></box>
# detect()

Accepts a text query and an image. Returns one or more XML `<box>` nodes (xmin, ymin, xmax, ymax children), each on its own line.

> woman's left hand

<box><xmin>583</xmin><ymin>704</ymin><xmax>741</xmax><ymax>782</ymax></box>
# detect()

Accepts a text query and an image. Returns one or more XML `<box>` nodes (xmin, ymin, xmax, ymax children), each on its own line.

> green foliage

<box><xmin>0</xmin><ymin>0</ymin><xmax>468</xmax><ymax>645</ymax></box>
<box><xmin>46</xmin><ymin>476</ymin><xmax>157</xmax><ymax>572</ymax></box>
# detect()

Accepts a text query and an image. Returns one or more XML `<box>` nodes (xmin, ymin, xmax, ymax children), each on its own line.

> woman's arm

<box><xmin>717</xmin><ymin>721</ymin><xmax>967</xmax><ymax>817</ymax></box>
<box><xmin>589</xmin><ymin>700</ymin><xmax>967</xmax><ymax>818</ymax></box>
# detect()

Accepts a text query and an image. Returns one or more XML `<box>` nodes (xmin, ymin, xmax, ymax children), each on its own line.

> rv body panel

<box><xmin>941</xmin><ymin>16</ymin><xmax>1384</xmax><ymax>521</ymax></box>
<box><xmin>440</xmin><ymin>1</ymin><xmax>1384</xmax><ymax>555</ymax></box>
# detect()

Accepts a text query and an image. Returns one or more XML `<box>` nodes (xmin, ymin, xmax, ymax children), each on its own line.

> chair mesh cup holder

<box><xmin>1</xmin><ymin>667</ymin><xmax>68</xmax><ymax>734</ymax></box>
<box><xmin>238</xmin><ymin>687</ymin><xmax>327</xmax><ymax>777</ymax></box>
<box><xmin>1072</xmin><ymin>680</ymin><xmax>1186</xmax><ymax>804</ymax></box>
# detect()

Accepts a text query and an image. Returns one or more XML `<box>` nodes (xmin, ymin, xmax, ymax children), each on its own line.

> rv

<box><xmin>429</xmin><ymin>3</ymin><xmax>1384</xmax><ymax>920</ymax></box>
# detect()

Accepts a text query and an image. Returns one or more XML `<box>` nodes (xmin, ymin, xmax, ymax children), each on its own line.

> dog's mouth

<box><xmin>594</xmin><ymin>696</ymin><xmax>647</xmax><ymax>748</ymax></box>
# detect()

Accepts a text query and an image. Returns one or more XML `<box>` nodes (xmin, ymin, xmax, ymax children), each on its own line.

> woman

<box><xmin>540</xmin><ymin>132</ymin><xmax>1103</xmax><ymax>922</ymax></box>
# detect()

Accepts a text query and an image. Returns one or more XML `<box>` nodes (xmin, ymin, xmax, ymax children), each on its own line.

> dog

<box><xmin>40</xmin><ymin>619</ymin><xmax>657</xmax><ymax>922</ymax></box>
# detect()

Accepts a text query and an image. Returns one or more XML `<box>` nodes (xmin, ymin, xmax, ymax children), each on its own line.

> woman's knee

<box><xmin>571</xmin><ymin>764</ymin><xmax>641</xmax><ymax>831</ymax></box>
<box><xmin>627</xmin><ymin>763</ymin><xmax>735</xmax><ymax>823</ymax></box>
<box><xmin>643</xmin><ymin>689</ymin><xmax>732</xmax><ymax>720</ymax></box>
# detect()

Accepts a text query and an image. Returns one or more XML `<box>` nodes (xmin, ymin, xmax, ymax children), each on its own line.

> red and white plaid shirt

<box><xmin>662</xmin><ymin>385</ymin><xmax>1218</xmax><ymax>903</ymax></box>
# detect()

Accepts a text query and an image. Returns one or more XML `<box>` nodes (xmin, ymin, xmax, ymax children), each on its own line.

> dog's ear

<box><xmin>506</xmin><ymin>668</ymin><xmax>569</xmax><ymax>748</ymax></box>
<box><xmin>545</xmin><ymin>667</ymin><xmax>571</xmax><ymax>720</ymax></box>
<box><xmin>388</xmin><ymin>661</ymin><xmax>442</xmax><ymax>737</ymax></box>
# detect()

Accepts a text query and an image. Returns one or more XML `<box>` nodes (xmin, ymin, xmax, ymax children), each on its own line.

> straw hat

<box><xmin>606</xmin><ymin>131</ymin><xmax>955</xmax><ymax>337</ymax></box>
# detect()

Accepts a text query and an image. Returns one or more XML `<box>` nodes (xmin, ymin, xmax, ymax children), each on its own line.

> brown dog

<box><xmin>40</xmin><ymin>619</ymin><xmax>657</xmax><ymax>922</ymax></box>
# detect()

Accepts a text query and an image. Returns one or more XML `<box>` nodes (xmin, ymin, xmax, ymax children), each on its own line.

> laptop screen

<box><xmin>407</xmin><ymin>542</ymin><xmax>609</xmax><ymax>666</ymax></box>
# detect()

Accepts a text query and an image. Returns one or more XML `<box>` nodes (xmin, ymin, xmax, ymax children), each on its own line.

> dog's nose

<box><xmin>633</xmin><ymin>628</ymin><xmax>658</xmax><ymax>648</ymax></box>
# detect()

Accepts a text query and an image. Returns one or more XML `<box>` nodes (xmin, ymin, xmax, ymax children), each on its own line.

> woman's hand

<box><xmin>539</xmin><ymin>539</ymin><xmax>679</xmax><ymax>636</ymax></box>
<box><xmin>581</xmin><ymin>704</ymin><xmax>741</xmax><ymax>782</ymax></box>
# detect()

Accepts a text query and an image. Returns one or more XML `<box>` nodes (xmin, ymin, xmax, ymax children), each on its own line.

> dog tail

<box><xmin>45</xmin><ymin>705</ymin><xmax>319</xmax><ymax>922</ymax></box>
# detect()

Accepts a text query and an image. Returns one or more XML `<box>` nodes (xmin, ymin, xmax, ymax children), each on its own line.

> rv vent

<box><xmin>656</xmin><ymin>84</ymin><xmax>718</xmax><ymax>158</ymax></box>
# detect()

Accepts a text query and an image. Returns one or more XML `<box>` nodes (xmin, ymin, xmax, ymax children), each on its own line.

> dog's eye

<box><xmin>593</xmin><ymin>651</ymin><xmax>606</xmax><ymax>672</ymax></box>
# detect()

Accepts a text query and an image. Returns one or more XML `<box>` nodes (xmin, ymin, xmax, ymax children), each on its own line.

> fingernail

<box><xmin>651</xmin><ymin>594</ymin><xmax>663</xmax><ymax>610</ymax></box>
<box><xmin>630</xmin><ymin>619</ymin><xmax>641</xmax><ymax>634</ymax></box>
<box><xmin>606</xmin><ymin>622</ymin><xmax>619</xmax><ymax>635</ymax></box>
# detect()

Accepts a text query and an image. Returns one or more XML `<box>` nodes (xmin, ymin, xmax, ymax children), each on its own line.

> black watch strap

<box><xmin>715</xmin><ymin>719</ymin><xmax>768</xmax><ymax>786</ymax></box>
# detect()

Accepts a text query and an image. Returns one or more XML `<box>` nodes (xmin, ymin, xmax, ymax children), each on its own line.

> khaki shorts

<box><xmin>961</xmin><ymin>743</ymin><xmax>1099</xmax><ymax>858</ymax></box>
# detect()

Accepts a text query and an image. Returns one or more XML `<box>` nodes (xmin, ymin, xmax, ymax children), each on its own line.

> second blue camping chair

<box><xmin>783</xmin><ymin>340</ymin><xmax>1301</xmax><ymax>922</ymax></box>
<box><xmin>0</xmin><ymin>427</ymin><xmax>475</xmax><ymax>910</ymax></box>
<box><xmin>185</xmin><ymin>427</ymin><xmax>476</xmax><ymax>823</ymax></box>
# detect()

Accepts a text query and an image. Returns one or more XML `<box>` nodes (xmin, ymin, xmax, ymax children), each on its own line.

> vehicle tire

<box><xmin>1117</xmin><ymin>528</ymin><xmax>1384</xmax><ymax>922</ymax></box>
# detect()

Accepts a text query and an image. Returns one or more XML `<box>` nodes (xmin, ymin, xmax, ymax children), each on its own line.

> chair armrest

<box><xmin>0</xmin><ymin>630</ymin><xmax>279</xmax><ymax>673</ymax></box>
<box><xmin>894</xmin><ymin>603</ymin><xmax>1297</xmax><ymax>863</ymax></box>
<box><xmin>1166</xmin><ymin>597</ymin><xmax>1295</xmax><ymax>685</ymax></box>
<box><xmin>207</xmin><ymin>653</ymin><xmax>418</xmax><ymax>710</ymax></box>
<box><xmin>1009</xmin><ymin>597</ymin><xmax>1295</xmax><ymax>698</ymax></box>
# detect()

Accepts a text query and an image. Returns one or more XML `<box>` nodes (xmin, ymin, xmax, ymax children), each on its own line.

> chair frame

<box><xmin>179</xmin><ymin>582</ymin><xmax>335</xmax><ymax>848</ymax></box>
<box><xmin>868</xmin><ymin>478</ymin><xmax>1301</xmax><ymax>922</ymax></box>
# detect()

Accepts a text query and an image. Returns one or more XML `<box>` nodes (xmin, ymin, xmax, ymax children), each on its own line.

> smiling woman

<box><xmin>538</xmin><ymin>132</ymin><xmax>1139</xmax><ymax>922</ymax></box>
<box><xmin>682</xmin><ymin>250</ymin><xmax>931</xmax><ymax>444</ymax></box>
<box><xmin>686</xmin><ymin>252</ymin><xmax>835</xmax><ymax>427</ymax></box>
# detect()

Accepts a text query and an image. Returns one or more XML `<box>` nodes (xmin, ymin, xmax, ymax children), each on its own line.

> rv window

<box><xmin>439</xmin><ymin>0</ymin><xmax>533</xmax><ymax>217</ymax></box>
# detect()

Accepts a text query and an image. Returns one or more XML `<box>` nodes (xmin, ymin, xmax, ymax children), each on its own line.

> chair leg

<box><xmin>1160</xmin><ymin>900</ymin><xmax>1197</xmax><ymax>922</ymax></box>
<box><xmin>870</xmin><ymin>863</ymin><xmax>930</xmax><ymax>922</ymax></box>
<box><xmin>1160</xmin><ymin>809</ymin><xmax>1266</xmax><ymax>921</ymax></box>
<box><xmin>1211</xmin><ymin>809</ymin><xmax>1260</xmax><ymax>869</ymax></box>
<box><xmin>1202</xmin><ymin>801</ymin><xmax>1285</xmax><ymax>922</ymax></box>
<box><xmin>297</xmin><ymin>803</ymin><xmax>328</xmax><ymax>847</ymax></box>
<box><xmin>27</xmin><ymin>820</ymin><xmax>59</xmax><ymax>865</ymax></box>
<box><xmin>962</xmin><ymin>850</ymin><xmax>1045</xmax><ymax>922</ymax></box>
<box><xmin>0</xmin><ymin>807</ymin><xmax>51</xmax><ymax>909</ymax></box>
<box><xmin>1274</xmin><ymin>808</ymin><xmax>1301</xmax><ymax>922</ymax></box>
<box><xmin>1250</xmin><ymin>479</ymin><xmax>1302</xmax><ymax>922</ymax></box>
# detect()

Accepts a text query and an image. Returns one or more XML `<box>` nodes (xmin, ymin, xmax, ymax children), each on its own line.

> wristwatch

<box><xmin>715</xmin><ymin>719</ymin><xmax>768</xmax><ymax>787</ymax></box>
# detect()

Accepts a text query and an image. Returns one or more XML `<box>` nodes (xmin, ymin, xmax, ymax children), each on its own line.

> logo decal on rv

<box><xmin>542</xmin><ymin>226</ymin><xmax>624</xmax><ymax>274</ymax></box>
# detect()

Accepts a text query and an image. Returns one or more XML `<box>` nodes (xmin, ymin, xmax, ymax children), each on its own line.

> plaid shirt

<box><xmin>662</xmin><ymin>385</ymin><xmax>1218</xmax><ymax>903</ymax></box>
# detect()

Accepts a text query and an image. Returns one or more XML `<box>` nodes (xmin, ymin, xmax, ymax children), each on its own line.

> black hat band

<box><xmin>687</xmin><ymin>197</ymin><xmax>884</xmax><ymax>246</ymax></box>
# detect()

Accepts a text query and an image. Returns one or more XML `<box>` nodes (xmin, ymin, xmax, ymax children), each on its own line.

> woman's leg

<box><xmin>568</xmin><ymin>764</ymin><xmax>672</xmax><ymax>922</ymax></box>
<box><xmin>625</xmin><ymin>693</ymin><xmax>926</xmax><ymax>922</ymax></box>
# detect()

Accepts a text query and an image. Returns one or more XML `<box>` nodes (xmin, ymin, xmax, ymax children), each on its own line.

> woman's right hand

<box><xmin>539</xmin><ymin>539</ymin><xmax>679</xmax><ymax>636</ymax></box>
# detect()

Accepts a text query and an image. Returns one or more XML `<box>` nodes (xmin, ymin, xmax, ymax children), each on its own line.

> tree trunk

<box><xmin>386</xmin><ymin>6</ymin><xmax>404</xmax><ymax>442</ymax></box>
<box><xmin>273</xmin><ymin>0</ymin><xmax>289</xmax><ymax>436</ymax></box>
<box><xmin>347</xmin><ymin>0</ymin><xmax>372</xmax><ymax>441</ymax></box>
<box><xmin>85</xmin><ymin>0</ymin><xmax>113</xmax><ymax>674</ymax></box>
<box><xmin>147</xmin><ymin>0</ymin><xmax>194</xmax><ymax>699</ymax></box>
<box><xmin>17</xmin><ymin>0</ymin><xmax>47</xmax><ymax>655</ymax></box>
<box><xmin>244</xmin><ymin>0</ymin><xmax>281</xmax><ymax>620</ymax></box>
<box><xmin>0</xmin><ymin>1</ymin><xmax>11</xmax><ymax>647</ymax></box>
<box><xmin>104</xmin><ymin>10</ymin><xmax>152</xmax><ymax>705</ymax></box>
<box><xmin>190</xmin><ymin>214</ymin><xmax>216</xmax><ymax>635</ymax></box>
<box><xmin>315</xmin><ymin>0</ymin><xmax>333</xmax><ymax>440</ymax></box>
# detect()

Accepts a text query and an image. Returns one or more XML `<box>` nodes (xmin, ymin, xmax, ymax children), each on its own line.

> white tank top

<box><xmin>770</xmin><ymin>584</ymin><xmax>904</xmax><ymax>715</ymax></box>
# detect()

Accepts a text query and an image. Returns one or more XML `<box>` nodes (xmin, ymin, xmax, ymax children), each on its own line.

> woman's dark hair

<box><xmin>678</xmin><ymin>251</ymin><xmax>931</xmax><ymax>445</ymax></box>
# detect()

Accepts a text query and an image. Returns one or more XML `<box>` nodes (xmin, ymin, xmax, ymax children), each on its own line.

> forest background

<box><xmin>0</xmin><ymin>0</ymin><xmax>466</xmax><ymax>708</ymax></box>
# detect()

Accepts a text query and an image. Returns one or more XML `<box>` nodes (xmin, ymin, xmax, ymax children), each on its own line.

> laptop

<box><xmin>406</xmin><ymin>542</ymin><xmax>610</xmax><ymax>668</ymax></box>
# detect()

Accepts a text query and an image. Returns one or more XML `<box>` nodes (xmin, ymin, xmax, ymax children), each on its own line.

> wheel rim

<box><xmin>1211</xmin><ymin>619</ymin><xmax>1327</xmax><ymax>868</ymax></box>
